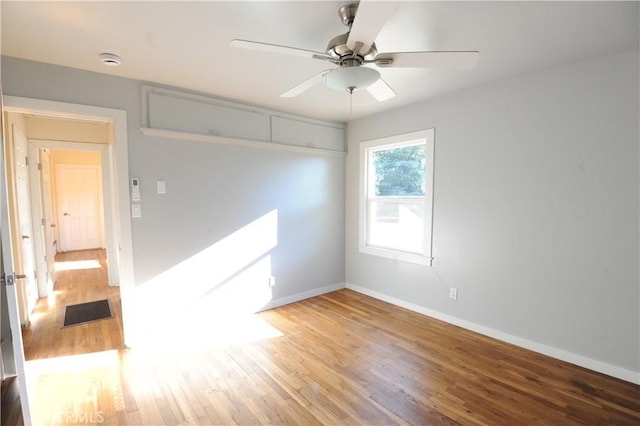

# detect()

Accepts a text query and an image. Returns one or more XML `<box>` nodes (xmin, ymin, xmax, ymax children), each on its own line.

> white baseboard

<box><xmin>345</xmin><ymin>283</ymin><xmax>640</xmax><ymax>385</ymax></box>
<box><xmin>259</xmin><ymin>283</ymin><xmax>346</xmax><ymax>312</ymax></box>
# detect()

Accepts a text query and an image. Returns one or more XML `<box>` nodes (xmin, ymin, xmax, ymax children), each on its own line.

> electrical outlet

<box><xmin>449</xmin><ymin>288</ymin><xmax>458</xmax><ymax>300</ymax></box>
<box><xmin>268</xmin><ymin>276</ymin><xmax>276</xmax><ymax>287</ymax></box>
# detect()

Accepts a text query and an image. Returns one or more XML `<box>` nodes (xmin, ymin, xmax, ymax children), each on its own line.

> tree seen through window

<box><xmin>372</xmin><ymin>144</ymin><xmax>426</xmax><ymax>196</ymax></box>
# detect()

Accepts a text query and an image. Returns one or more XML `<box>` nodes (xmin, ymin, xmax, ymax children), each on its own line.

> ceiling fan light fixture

<box><xmin>323</xmin><ymin>66</ymin><xmax>380</xmax><ymax>93</ymax></box>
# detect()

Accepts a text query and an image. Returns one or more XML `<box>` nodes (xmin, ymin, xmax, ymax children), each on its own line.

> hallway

<box><xmin>22</xmin><ymin>249</ymin><xmax>124</xmax><ymax>360</ymax></box>
<box><xmin>3</xmin><ymin>249</ymin><xmax>123</xmax><ymax>425</ymax></box>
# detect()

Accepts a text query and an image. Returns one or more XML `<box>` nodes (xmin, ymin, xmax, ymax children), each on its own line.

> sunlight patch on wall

<box><xmin>128</xmin><ymin>210</ymin><xmax>281</xmax><ymax>347</ymax></box>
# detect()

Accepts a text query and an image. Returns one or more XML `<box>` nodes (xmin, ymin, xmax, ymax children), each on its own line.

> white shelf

<box><xmin>140</xmin><ymin>127</ymin><xmax>346</xmax><ymax>157</ymax></box>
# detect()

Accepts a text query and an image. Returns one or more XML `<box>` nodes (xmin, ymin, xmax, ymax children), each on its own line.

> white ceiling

<box><xmin>1</xmin><ymin>1</ymin><xmax>638</xmax><ymax>123</ymax></box>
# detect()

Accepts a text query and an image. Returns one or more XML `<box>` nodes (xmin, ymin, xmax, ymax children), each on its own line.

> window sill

<box><xmin>358</xmin><ymin>245</ymin><xmax>433</xmax><ymax>266</ymax></box>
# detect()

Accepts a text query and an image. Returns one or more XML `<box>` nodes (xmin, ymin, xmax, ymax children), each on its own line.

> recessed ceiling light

<box><xmin>99</xmin><ymin>53</ymin><xmax>121</xmax><ymax>67</ymax></box>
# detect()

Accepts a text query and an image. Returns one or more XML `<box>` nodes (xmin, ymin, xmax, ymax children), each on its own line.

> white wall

<box><xmin>1</xmin><ymin>57</ymin><xmax>345</xmax><ymax>342</ymax></box>
<box><xmin>346</xmin><ymin>50</ymin><xmax>639</xmax><ymax>380</ymax></box>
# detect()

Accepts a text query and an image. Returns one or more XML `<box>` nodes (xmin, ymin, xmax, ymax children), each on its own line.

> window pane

<box><xmin>367</xmin><ymin>200</ymin><xmax>424</xmax><ymax>253</ymax></box>
<box><xmin>372</xmin><ymin>144</ymin><xmax>426</xmax><ymax>196</ymax></box>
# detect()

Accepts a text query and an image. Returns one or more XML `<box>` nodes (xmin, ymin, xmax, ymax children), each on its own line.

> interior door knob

<box><xmin>63</xmin><ymin>212</ymin><xmax>70</xmax><ymax>216</ymax></box>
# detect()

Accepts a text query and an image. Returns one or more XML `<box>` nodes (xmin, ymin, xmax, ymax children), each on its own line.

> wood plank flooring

<box><xmin>1</xmin><ymin>376</ymin><xmax>24</xmax><ymax>426</ymax></box>
<box><xmin>23</xmin><ymin>249</ymin><xmax>124</xmax><ymax>361</ymax></box>
<box><xmin>18</xmin><ymin>250</ymin><xmax>640</xmax><ymax>424</ymax></box>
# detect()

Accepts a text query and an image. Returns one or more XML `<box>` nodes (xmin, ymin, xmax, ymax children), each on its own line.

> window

<box><xmin>359</xmin><ymin>129</ymin><xmax>434</xmax><ymax>266</ymax></box>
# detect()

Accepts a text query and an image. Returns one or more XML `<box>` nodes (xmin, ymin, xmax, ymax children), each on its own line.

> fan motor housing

<box><xmin>326</xmin><ymin>32</ymin><xmax>378</xmax><ymax>65</ymax></box>
<box><xmin>326</xmin><ymin>2</ymin><xmax>379</xmax><ymax>65</ymax></box>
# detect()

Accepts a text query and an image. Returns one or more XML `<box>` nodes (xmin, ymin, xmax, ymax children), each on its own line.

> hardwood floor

<box><xmin>1</xmin><ymin>377</ymin><xmax>24</xmax><ymax>426</ymax></box>
<box><xmin>23</xmin><ymin>249</ymin><xmax>124</xmax><ymax>360</ymax></box>
<box><xmin>18</xmin><ymin>253</ymin><xmax>640</xmax><ymax>424</ymax></box>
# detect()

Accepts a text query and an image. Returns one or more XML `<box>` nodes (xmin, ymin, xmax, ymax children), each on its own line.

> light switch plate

<box><xmin>131</xmin><ymin>204</ymin><xmax>142</xmax><ymax>218</ymax></box>
<box><xmin>449</xmin><ymin>288</ymin><xmax>458</xmax><ymax>300</ymax></box>
<box><xmin>157</xmin><ymin>180</ymin><xmax>166</xmax><ymax>194</ymax></box>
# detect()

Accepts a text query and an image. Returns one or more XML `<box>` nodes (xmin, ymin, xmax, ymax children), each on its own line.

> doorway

<box><xmin>2</xmin><ymin>96</ymin><xmax>134</xmax><ymax>337</ymax></box>
<box><xmin>1</xmin><ymin>97</ymin><xmax>134</xmax><ymax>423</ymax></box>
<box><xmin>6</xmin><ymin>117</ymin><xmax>118</xmax><ymax>350</ymax></box>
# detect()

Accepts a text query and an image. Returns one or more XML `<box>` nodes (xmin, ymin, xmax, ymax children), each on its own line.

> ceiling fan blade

<box><xmin>367</xmin><ymin>77</ymin><xmax>396</xmax><ymax>102</ymax></box>
<box><xmin>347</xmin><ymin>1</ymin><xmax>397</xmax><ymax>55</ymax></box>
<box><xmin>231</xmin><ymin>39</ymin><xmax>330</xmax><ymax>61</ymax></box>
<box><xmin>375</xmin><ymin>51</ymin><xmax>479</xmax><ymax>69</ymax></box>
<box><xmin>281</xmin><ymin>70</ymin><xmax>332</xmax><ymax>98</ymax></box>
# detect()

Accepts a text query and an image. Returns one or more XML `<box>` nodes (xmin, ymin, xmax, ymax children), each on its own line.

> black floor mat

<box><xmin>63</xmin><ymin>299</ymin><xmax>112</xmax><ymax>327</ymax></box>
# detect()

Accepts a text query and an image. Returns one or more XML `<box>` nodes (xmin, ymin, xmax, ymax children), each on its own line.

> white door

<box><xmin>40</xmin><ymin>150</ymin><xmax>57</xmax><ymax>293</ymax></box>
<box><xmin>28</xmin><ymin>143</ymin><xmax>47</xmax><ymax>298</ymax></box>
<box><xmin>1</xmin><ymin>93</ymin><xmax>33</xmax><ymax>424</ymax></box>
<box><xmin>13</xmin><ymin>125</ymin><xmax>38</xmax><ymax>316</ymax></box>
<box><xmin>55</xmin><ymin>164</ymin><xmax>103</xmax><ymax>251</ymax></box>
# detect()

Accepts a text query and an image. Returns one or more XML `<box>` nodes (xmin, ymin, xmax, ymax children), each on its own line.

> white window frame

<box><xmin>358</xmin><ymin>129</ymin><xmax>435</xmax><ymax>266</ymax></box>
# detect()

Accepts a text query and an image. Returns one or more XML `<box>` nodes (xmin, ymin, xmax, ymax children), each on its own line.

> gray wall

<box><xmin>1</xmin><ymin>57</ymin><xmax>345</xmax><ymax>338</ymax></box>
<box><xmin>345</xmin><ymin>50</ymin><xmax>639</xmax><ymax>374</ymax></box>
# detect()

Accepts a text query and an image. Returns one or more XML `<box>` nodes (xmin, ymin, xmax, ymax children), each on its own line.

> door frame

<box><xmin>31</xmin><ymin>145</ymin><xmax>108</xmax><ymax>286</ymax></box>
<box><xmin>27</xmin><ymin>143</ymin><xmax>49</xmax><ymax>298</ymax></box>
<box><xmin>3</xmin><ymin>96</ymin><xmax>135</xmax><ymax>345</ymax></box>
<box><xmin>38</xmin><ymin>148</ymin><xmax>57</xmax><ymax>296</ymax></box>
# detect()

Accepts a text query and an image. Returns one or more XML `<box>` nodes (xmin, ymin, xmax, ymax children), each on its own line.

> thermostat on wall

<box><xmin>131</xmin><ymin>178</ymin><xmax>140</xmax><ymax>201</ymax></box>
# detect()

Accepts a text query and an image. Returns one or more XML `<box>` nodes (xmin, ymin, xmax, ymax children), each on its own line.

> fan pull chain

<box><xmin>347</xmin><ymin>86</ymin><xmax>355</xmax><ymax>114</ymax></box>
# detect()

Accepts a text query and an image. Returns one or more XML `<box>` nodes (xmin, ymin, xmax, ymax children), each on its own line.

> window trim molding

<box><xmin>358</xmin><ymin>129</ymin><xmax>435</xmax><ymax>266</ymax></box>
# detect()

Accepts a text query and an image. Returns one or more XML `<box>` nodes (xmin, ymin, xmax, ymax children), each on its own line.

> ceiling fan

<box><xmin>231</xmin><ymin>1</ymin><xmax>479</xmax><ymax>102</ymax></box>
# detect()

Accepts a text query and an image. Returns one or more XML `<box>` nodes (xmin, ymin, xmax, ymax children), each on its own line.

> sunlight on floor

<box><xmin>27</xmin><ymin>311</ymin><xmax>46</xmax><ymax>325</ymax></box>
<box><xmin>55</xmin><ymin>259</ymin><xmax>101</xmax><ymax>271</ymax></box>
<box><xmin>27</xmin><ymin>350</ymin><xmax>123</xmax><ymax>425</ymax></box>
<box><xmin>132</xmin><ymin>311</ymin><xmax>284</xmax><ymax>356</ymax></box>
<box><xmin>46</xmin><ymin>290</ymin><xmax>64</xmax><ymax>308</ymax></box>
<box><xmin>27</xmin><ymin>291</ymin><xmax>64</xmax><ymax>325</ymax></box>
<box><xmin>27</xmin><ymin>350</ymin><xmax>121</xmax><ymax>375</ymax></box>
<box><xmin>26</xmin><ymin>320</ymin><xmax>284</xmax><ymax>424</ymax></box>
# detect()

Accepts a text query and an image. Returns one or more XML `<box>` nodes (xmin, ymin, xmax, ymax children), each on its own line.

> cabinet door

<box><xmin>148</xmin><ymin>93</ymin><xmax>269</xmax><ymax>142</ymax></box>
<box><xmin>271</xmin><ymin>116</ymin><xmax>345</xmax><ymax>152</ymax></box>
